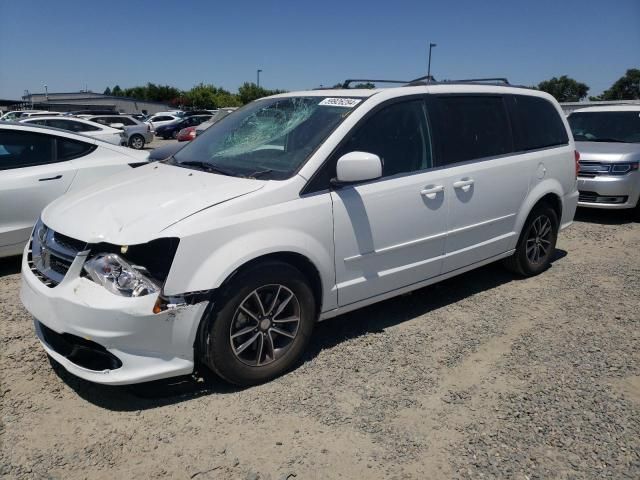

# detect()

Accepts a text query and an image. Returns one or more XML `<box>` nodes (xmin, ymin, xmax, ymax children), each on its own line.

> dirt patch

<box><xmin>1</xmin><ymin>209</ymin><xmax>639</xmax><ymax>479</ymax></box>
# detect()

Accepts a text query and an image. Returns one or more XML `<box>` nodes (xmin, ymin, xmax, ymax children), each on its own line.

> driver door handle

<box><xmin>420</xmin><ymin>185</ymin><xmax>444</xmax><ymax>199</ymax></box>
<box><xmin>39</xmin><ymin>175</ymin><xmax>62</xmax><ymax>182</ymax></box>
<box><xmin>453</xmin><ymin>178</ymin><xmax>474</xmax><ymax>192</ymax></box>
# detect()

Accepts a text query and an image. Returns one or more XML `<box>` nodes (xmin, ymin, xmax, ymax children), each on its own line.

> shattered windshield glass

<box><xmin>171</xmin><ymin>96</ymin><xmax>363</xmax><ymax>179</ymax></box>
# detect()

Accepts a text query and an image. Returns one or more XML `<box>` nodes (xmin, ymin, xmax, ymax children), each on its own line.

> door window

<box><xmin>0</xmin><ymin>130</ymin><xmax>54</xmax><ymax>170</ymax></box>
<box><xmin>431</xmin><ymin>95</ymin><xmax>513</xmax><ymax>166</ymax></box>
<box><xmin>338</xmin><ymin>100</ymin><xmax>432</xmax><ymax>177</ymax></box>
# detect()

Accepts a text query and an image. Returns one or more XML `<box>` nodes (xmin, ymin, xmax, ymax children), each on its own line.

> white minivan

<box><xmin>20</xmin><ymin>81</ymin><xmax>579</xmax><ymax>386</ymax></box>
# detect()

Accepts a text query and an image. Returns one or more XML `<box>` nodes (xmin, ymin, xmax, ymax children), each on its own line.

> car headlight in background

<box><xmin>610</xmin><ymin>162</ymin><xmax>639</xmax><ymax>175</ymax></box>
<box><xmin>84</xmin><ymin>253</ymin><xmax>160</xmax><ymax>297</ymax></box>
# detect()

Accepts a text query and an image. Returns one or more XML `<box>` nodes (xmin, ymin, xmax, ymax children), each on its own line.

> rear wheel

<box><xmin>198</xmin><ymin>261</ymin><xmax>316</xmax><ymax>386</ymax></box>
<box><xmin>128</xmin><ymin>134</ymin><xmax>145</xmax><ymax>150</ymax></box>
<box><xmin>171</xmin><ymin>130</ymin><xmax>179</xmax><ymax>139</ymax></box>
<box><xmin>504</xmin><ymin>203</ymin><xmax>559</xmax><ymax>276</ymax></box>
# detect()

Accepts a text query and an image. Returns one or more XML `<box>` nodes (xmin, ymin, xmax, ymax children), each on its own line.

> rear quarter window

<box><xmin>56</xmin><ymin>137</ymin><xmax>97</xmax><ymax>161</ymax></box>
<box><xmin>509</xmin><ymin>95</ymin><xmax>569</xmax><ymax>151</ymax></box>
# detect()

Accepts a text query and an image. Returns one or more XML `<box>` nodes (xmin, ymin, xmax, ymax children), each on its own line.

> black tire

<box><xmin>171</xmin><ymin>130</ymin><xmax>179</xmax><ymax>139</ymax></box>
<box><xmin>504</xmin><ymin>203</ymin><xmax>559</xmax><ymax>276</ymax></box>
<box><xmin>161</xmin><ymin>135</ymin><xmax>169</xmax><ymax>140</ymax></box>
<box><xmin>198</xmin><ymin>261</ymin><xmax>316</xmax><ymax>386</ymax></box>
<box><xmin>128</xmin><ymin>134</ymin><xmax>145</xmax><ymax>150</ymax></box>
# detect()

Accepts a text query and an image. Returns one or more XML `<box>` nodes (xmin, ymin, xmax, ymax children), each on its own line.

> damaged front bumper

<box><xmin>20</xmin><ymin>252</ymin><xmax>208</xmax><ymax>385</ymax></box>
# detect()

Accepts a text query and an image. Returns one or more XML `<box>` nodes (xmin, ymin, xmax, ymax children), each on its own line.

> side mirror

<box><xmin>334</xmin><ymin>151</ymin><xmax>382</xmax><ymax>185</ymax></box>
<box><xmin>110</xmin><ymin>123</ymin><xmax>125</xmax><ymax>129</ymax></box>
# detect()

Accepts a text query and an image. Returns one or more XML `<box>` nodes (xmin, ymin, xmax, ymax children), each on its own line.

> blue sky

<box><xmin>0</xmin><ymin>0</ymin><xmax>638</xmax><ymax>99</ymax></box>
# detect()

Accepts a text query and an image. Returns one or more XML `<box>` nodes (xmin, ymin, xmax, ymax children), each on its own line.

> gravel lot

<box><xmin>1</xmin><ymin>209</ymin><xmax>638</xmax><ymax>479</ymax></box>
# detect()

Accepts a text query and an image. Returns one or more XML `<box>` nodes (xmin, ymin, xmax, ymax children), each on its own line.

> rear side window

<box><xmin>0</xmin><ymin>130</ymin><xmax>54</xmax><ymax>170</ymax></box>
<box><xmin>56</xmin><ymin>137</ymin><xmax>97</xmax><ymax>161</ymax></box>
<box><xmin>431</xmin><ymin>95</ymin><xmax>512</xmax><ymax>166</ymax></box>
<box><xmin>152</xmin><ymin>116</ymin><xmax>172</xmax><ymax>122</ymax></box>
<box><xmin>509</xmin><ymin>95</ymin><xmax>568</xmax><ymax>150</ymax></box>
<box><xmin>47</xmin><ymin>119</ymin><xmax>101</xmax><ymax>132</ymax></box>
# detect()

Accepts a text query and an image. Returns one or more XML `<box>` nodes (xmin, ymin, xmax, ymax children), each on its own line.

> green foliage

<box><xmin>238</xmin><ymin>82</ymin><xmax>286</xmax><ymax>104</ymax></box>
<box><xmin>600</xmin><ymin>69</ymin><xmax>640</xmax><ymax>100</ymax></box>
<box><xmin>111</xmin><ymin>85</ymin><xmax>123</xmax><ymax>96</ymax></box>
<box><xmin>103</xmin><ymin>87</ymin><xmax>111</xmax><ymax>95</ymax></box>
<box><xmin>184</xmin><ymin>83</ymin><xmax>242</xmax><ymax>109</ymax></box>
<box><xmin>537</xmin><ymin>75</ymin><xmax>589</xmax><ymax>102</ymax></box>
<box><xmin>352</xmin><ymin>82</ymin><xmax>376</xmax><ymax>89</ymax></box>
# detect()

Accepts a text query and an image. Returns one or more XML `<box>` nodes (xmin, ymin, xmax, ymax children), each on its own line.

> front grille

<box><xmin>578</xmin><ymin>161</ymin><xmax>609</xmax><ymax>178</ymax></box>
<box><xmin>28</xmin><ymin>220</ymin><xmax>88</xmax><ymax>287</ymax></box>
<box><xmin>37</xmin><ymin>321</ymin><xmax>122</xmax><ymax>371</ymax></box>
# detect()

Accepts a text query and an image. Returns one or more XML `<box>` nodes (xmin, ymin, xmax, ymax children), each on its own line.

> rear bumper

<box><xmin>561</xmin><ymin>188</ymin><xmax>579</xmax><ymax>230</ymax></box>
<box><xmin>577</xmin><ymin>173</ymin><xmax>640</xmax><ymax>209</ymax></box>
<box><xmin>20</xmin><ymin>251</ymin><xmax>207</xmax><ymax>385</ymax></box>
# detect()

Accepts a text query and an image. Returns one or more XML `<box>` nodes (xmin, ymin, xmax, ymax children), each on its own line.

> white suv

<box><xmin>20</xmin><ymin>81</ymin><xmax>578</xmax><ymax>386</ymax></box>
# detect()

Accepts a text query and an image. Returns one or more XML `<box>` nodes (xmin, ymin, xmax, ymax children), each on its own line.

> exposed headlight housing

<box><xmin>84</xmin><ymin>253</ymin><xmax>160</xmax><ymax>297</ymax></box>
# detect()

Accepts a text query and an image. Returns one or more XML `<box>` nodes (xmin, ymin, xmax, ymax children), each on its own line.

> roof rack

<box><xmin>336</xmin><ymin>76</ymin><xmax>514</xmax><ymax>90</ymax></box>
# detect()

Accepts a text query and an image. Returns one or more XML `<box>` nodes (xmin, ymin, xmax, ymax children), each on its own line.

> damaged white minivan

<box><xmin>21</xmin><ymin>81</ymin><xmax>578</xmax><ymax>386</ymax></box>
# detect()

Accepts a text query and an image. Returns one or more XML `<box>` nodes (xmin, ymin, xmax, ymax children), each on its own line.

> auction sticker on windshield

<box><xmin>318</xmin><ymin>98</ymin><xmax>362</xmax><ymax>108</ymax></box>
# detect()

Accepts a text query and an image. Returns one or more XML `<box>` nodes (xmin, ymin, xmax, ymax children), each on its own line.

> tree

<box><xmin>111</xmin><ymin>85</ymin><xmax>123</xmax><ymax>96</ymax></box>
<box><xmin>352</xmin><ymin>82</ymin><xmax>376</xmax><ymax>89</ymax></box>
<box><xmin>184</xmin><ymin>83</ymin><xmax>241</xmax><ymax>109</ymax></box>
<box><xmin>600</xmin><ymin>69</ymin><xmax>640</xmax><ymax>100</ymax></box>
<box><xmin>103</xmin><ymin>87</ymin><xmax>112</xmax><ymax>95</ymax></box>
<box><xmin>537</xmin><ymin>75</ymin><xmax>589</xmax><ymax>102</ymax></box>
<box><xmin>237</xmin><ymin>82</ymin><xmax>286</xmax><ymax>104</ymax></box>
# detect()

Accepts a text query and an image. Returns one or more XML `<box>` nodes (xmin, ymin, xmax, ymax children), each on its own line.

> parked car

<box><xmin>20</xmin><ymin>117</ymin><xmax>125</xmax><ymax>146</ymax></box>
<box><xmin>155</xmin><ymin>115</ymin><xmax>212</xmax><ymax>139</ymax></box>
<box><xmin>177</xmin><ymin>126</ymin><xmax>197</xmax><ymax>142</ymax></box>
<box><xmin>149</xmin><ymin>142</ymin><xmax>185</xmax><ymax>161</ymax></box>
<box><xmin>20</xmin><ymin>83</ymin><xmax>578</xmax><ymax>386</ymax></box>
<box><xmin>1</xmin><ymin>111</ymin><xmax>49</xmax><ymax>121</ymax></box>
<box><xmin>147</xmin><ymin>114</ymin><xmax>181</xmax><ymax>129</ymax></box>
<box><xmin>87</xmin><ymin>115</ymin><xmax>154</xmax><ymax>150</ymax></box>
<box><xmin>130</xmin><ymin>113</ymin><xmax>149</xmax><ymax>122</ymax></box>
<box><xmin>568</xmin><ymin>105</ymin><xmax>640</xmax><ymax>217</ymax></box>
<box><xmin>64</xmin><ymin>110</ymin><xmax>119</xmax><ymax>117</ymax></box>
<box><xmin>20</xmin><ymin>111</ymin><xmax>63</xmax><ymax>118</ymax></box>
<box><xmin>194</xmin><ymin>108</ymin><xmax>237</xmax><ymax>137</ymax></box>
<box><xmin>0</xmin><ymin>123</ymin><xmax>149</xmax><ymax>258</ymax></box>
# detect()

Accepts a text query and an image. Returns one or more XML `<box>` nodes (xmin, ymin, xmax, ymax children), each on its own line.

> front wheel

<box><xmin>504</xmin><ymin>204</ymin><xmax>559</xmax><ymax>276</ymax></box>
<box><xmin>198</xmin><ymin>261</ymin><xmax>316</xmax><ymax>386</ymax></box>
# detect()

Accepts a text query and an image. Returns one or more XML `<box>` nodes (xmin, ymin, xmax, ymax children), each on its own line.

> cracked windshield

<box><xmin>172</xmin><ymin>96</ymin><xmax>363</xmax><ymax>179</ymax></box>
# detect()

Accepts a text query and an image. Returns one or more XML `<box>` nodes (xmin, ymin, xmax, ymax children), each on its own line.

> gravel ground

<box><xmin>1</xmin><ymin>209</ymin><xmax>638</xmax><ymax>479</ymax></box>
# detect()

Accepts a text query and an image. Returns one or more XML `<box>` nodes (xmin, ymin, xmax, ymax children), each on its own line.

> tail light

<box><xmin>574</xmin><ymin>150</ymin><xmax>580</xmax><ymax>177</ymax></box>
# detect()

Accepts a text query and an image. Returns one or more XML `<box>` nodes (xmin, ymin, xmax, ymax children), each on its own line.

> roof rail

<box><xmin>446</xmin><ymin>77</ymin><xmax>510</xmax><ymax>85</ymax></box>
<box><xmin>341</xmin><ymin>79</ymin><xmax>410</xmax><ymax>89</ymax></box>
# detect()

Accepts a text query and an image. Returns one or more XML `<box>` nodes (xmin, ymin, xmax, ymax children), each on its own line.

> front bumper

<box><xmin>577</xmin><ymin>172</ymin><xmax>640</xmax><ymax>209</ymax></box>
<box><xmin>20</xmin><ymin>251</ymin><xmax>208</xmax><ymax>385</ymax></box>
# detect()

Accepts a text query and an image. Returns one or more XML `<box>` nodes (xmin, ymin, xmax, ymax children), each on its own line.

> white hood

<box><xmin>42</xmin><ymin>162</ymin><xmax>265</xmax><ymax>245</ymax></box>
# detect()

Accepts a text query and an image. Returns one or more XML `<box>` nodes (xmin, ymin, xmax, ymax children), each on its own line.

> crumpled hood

<box><xmin>42</xmin><ymin>162</ymin><xmax>265</xmax><ymax>245</ymax></box>
<box><xmin>576</xmin><ymin>141</ymin><xmax>640</xmax><ymax>163</ymax></box>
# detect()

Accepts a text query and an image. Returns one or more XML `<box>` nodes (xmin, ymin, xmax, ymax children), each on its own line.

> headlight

<box><xmin>83</xmin><ymin>253</ymin><xmax>160</xmax><ymax>297</ymax></box>
<box><xmin>610</xmin><ymin>162</ymin><xmax>639</xmax><ymax>175</ymax></box>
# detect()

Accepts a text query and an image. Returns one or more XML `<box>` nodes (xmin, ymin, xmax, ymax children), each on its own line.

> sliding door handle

<box><xmin>420</xmin><ymin>185</ymin><xmax>444</xmax><ymax>199</ymax></box>
<box><xmin>453</xmin><ymin>178</ymin><xmax>474</xmax><ymax>192</ymax></box>
<box><xmin>39</xmin><ymin>175</ymin><xmax>62</xmax><ymax>182</ymax></box>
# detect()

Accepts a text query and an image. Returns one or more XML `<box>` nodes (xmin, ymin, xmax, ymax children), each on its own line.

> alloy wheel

<box><xmin>229</xmin><ymin>284</ymin><xmax>301</xmax><ymax>366</ymax></box>
<box><xmin>525</xmin><ymin>214</ymin><xmax>553</xmax><ymax>264</ymax></box>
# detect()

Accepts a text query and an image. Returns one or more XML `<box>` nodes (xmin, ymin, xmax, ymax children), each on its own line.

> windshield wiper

<box><xmin>248</xmin><ymin>168</ymin><xmax>273</xmax><ymax>179</ymax></box>
<box><xmin>175</xmin><ymin>160</ymin><xmax>241</xmax><ymax>177</ymax></box>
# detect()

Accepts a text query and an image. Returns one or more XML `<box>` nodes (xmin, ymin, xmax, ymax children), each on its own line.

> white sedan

<box><xmin>0</xmin><ymin>123</ymin><xmax>149</xmax><ymax>258</ymax></box>
<box><xmin>20</xmin><ymin>116</ymin><xmax>125</xmax><ymax>145</ymax></box>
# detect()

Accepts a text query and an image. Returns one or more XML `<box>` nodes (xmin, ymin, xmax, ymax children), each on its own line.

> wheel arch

<box><xmin>515</xmin><ymin>180</ymin><xmax>564</xmax><ymax>239</ymax></box>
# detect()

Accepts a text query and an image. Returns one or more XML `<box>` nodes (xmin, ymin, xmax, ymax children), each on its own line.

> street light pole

<box><xmin>257</xmin><ymin>69</ymin><xmax>263</xmax><ymax>87</ymax></box>
<box><xmin>427</xmin><ymin>43</ymin><xmax>437</xmax><ymax>81</ymax></box>
<box><xmin>44</xmin><ymin>84</ymin><xmax>48</xmax><ymax>101</ymax></box>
